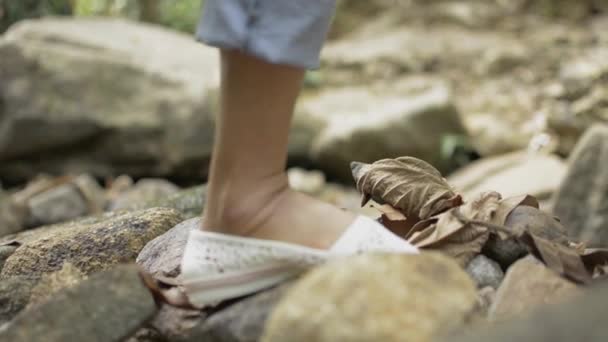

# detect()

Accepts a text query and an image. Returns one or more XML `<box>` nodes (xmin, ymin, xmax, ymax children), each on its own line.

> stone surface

<box><xmin>263</xmin><ymin>253</ymin><xmax>477</xmax><ymax>342</ymax></box>
<box><xmin>0</xmin><ymin>17</ymin><xmax>219</xmax><ymax>183</ymax></box>
<box><xmin>26</xmin><ymin>263</ymin><xmax>86</xmax><ymax>308</ymax></box>
<box><xmin>0</xmin><ymin>264</ymin><xmax>156</xmax><ymax>342</ymax></box>
<box><xmin>301</xmin><ymin>77</ymin><xmax>466</xmax><ymax>181</ymax></box>
<box><xmin>137</xmin><ymin>217</ymin><xmax>199</xmax><ymax>278</ymax></box>
<box><xmin>109</xmin><ymin>178</ymin><xmax>180</xmax><ymax>211</ymax></box>
<box><xmin>25</xmin><ymin>183</ymin><xmax>88</xmax><ymax>227</ymax></box>
<box><xmin>476</xmin><ymin>286</ymin><xmax>496</xmax><ymax>317</ymax></box>
<box><xmin>0</xmin><ymin>189</ymin><xmax>26</xmax><ymax>237</ymax></box>
<box><xmin>0</xmin><ymin>244</ymin><xmax>17</xmax><ymax>271</ymax></box>
<box><xmin>488</xmin><ymin>256</ymin><xmax>582</xmax><ymax>322</ymax></box>
<box><xmin>139</xmin><ymin>185</ymin><xmax>205</xmax><ymax>219</ymax></box>
<box><xmin>149</xmin><ymin>305</ymin><xmax>207</xmax><ymax>341</ymax></box>
<box><xmin>448</xmin><ymin>151</ymin><xmax>567</xmax><ymax>202</ymax></box>
<box><xmin>553</xmin><ymin>124</ymin><xmax>608</xmax><ymax>247</ymax></box>
<box><xmin>188</xmin><ymin>285</ymin><xmax>291</xmax><ymax>342</ymax></box>
<box><xmin>1</xmin><ymin>207</ymin><xmax>183</xmax><ymax>279</ymax></box>
<box><xmin>482</xmin><ymin>235</ymin><xmax>528</xmax><ymax>269</ymax></box>
<box><xmin>447</xmin><ymin>281</ymin><xmax>608</xmax><ymax>342</ymax></box>
<box><xmin>466</xmin><ymin>255</ymin><xmax>504</xmax><ymax>289</ymax></box>
<box><xmin>0</xmin><ymin>276</ymin><xmax>36</xmax><ymax>325</ymax></box>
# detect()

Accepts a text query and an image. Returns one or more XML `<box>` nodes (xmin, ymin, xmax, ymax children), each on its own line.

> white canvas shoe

<box><xmin>178</xmin><ymin>215</ymin><xmax>418</xmax><ymax>308</ymax></box>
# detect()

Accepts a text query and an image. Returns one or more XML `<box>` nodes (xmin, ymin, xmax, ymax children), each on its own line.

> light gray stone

<box><xmin>302</xmin><ymin>77</ymin><xmax>466</xmax><ymax>181</ymax></box>
<box><xmin>25</xmin><ymin>184</ymin><xmax>88</xmax><ymax>227</ymax></box>
<box><xmin>466</xmin><ymin>255</ymin><xmax>504</xmax><ymax>289</ymax></box>
<box><xmin>553</xmin><ymin>124</ymin><xmax>608</xmax><ymax>246</ymax></box>
<box><xmin>137</xmin><ymin>217</ymin><xmax>199</xmax><ymax>278</ymax></box>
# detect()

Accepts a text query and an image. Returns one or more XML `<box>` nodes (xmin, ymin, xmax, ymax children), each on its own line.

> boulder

<box><xmin>447</xmin><ymin>281</ymin><xmax>608</xmax><ymax>342</ymax></box>
<box><xmin>137</xmin><ymin>217</ymin><xmax>199</xmax><ymax>278</ymax></box>
<box><xmin>0</xmin><ymin>276</ymin><xmax>36</xmax><ymax>325</ymax></box>
<box><xmin>187</xmin><ymin>285</ymin><xmax>291</xmax><ymax>342</ymax></box>
<box><xmin>0</xmin><ymin>17</ymin><xmax>219</xmax><ymax>183</ymax></box>
<box><xmin>1</xmin><ymin>207</ymin><xmax>183</xmax><ymax>279</ymax></box>
<box><xmin>488</xmin><ymin>256</ymin><xmax>582</xmax><ymax>322</ymax></box>
<box><xmin>301</xmin><ymin>77</ymin><xmax>466</xmax><ymax>181</ymax></box>
<box><xmin>0</xmin><ymin>264</ymin><xmax>156</xmax><ymax>342</ymax></box>
<box><xmin>553</xmin><ymin>124</ymin><xmax>608</xmax><ymax>246</ymax></box>
<box><xmin>24</xmin><ymin>183</ymin><xmax>89</xmax><ymax>227</ymax></box>
<box><xmin>448</xmin><ymin>151</ymin><xmax>566</xmax><ymax>203</ymax></box>
<box><xmin>263</xmin><ymin>253</ymin><xmax>477</xmax><ymax>342</ymax></box>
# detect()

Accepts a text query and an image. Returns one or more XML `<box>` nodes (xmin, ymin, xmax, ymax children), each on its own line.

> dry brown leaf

<box><xmin>407</xmin><ymin>192</ymin><xmax>500</xmax><ymax>265</ymax></box>
<box><xmin>490</xmin><ymin>195</ymin><xmax>539</xmax><ymax>239</ymax></box>
<box><xmin>351</xmin><ymin>157</ymin><xmax>462</xmax><ymax>222</ymax></box>
<box><xmin>372</xmin><ymin>204</ymin><xmax>415</xmax><ymax>238</ymax></box>
<box><xmin>519</xmin><ymin>232</ymin><xmax>591</xmax><ymax>284</ymax></box>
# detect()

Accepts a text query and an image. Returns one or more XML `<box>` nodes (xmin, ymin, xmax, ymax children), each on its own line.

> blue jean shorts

<box><xmin>196</xmin><ymin>0</ymin><xmax>337</xmax><ymax>69</ymax></box>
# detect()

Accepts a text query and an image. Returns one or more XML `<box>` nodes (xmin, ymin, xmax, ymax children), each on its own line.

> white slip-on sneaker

<box><xmin>178</xmin><ymin>215</ymin><xmax>418</xmax><ymax>308</ymax></box>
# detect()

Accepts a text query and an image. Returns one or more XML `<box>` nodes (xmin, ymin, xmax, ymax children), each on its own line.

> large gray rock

<box><xmin>263</xmin><ymin>253</ymin><xmax>477</xmax><ymax>342</ymax></box>
<box><xmin>25</xmin><ymin>183</ymin><xmax>89</xmax><ymax>227</ymax></box>
<box><xmin>448</xmin><ymin>151</ymin><xmax>566</xmax><ymax>203</ymax></box>
<box><xmin>553</xmin><ymin>124</ymin><xmax>608</xmax><ymax>246</ymax></box>
<box><xmin>447</xmin><ymin>281</ymin><xmax>608</xmax><ymax>342</ymax></box>
<box><xmin>301</xmin><ymin>77</ymin><xmax>466</xmax><ymax>181</ymax></box>
<box><xmin>0</xmin><ymin>264</ymin><xmax>156</xmax><ymax>342</ymax></box>
<box><xmin>137</xmin><ymin>217</ymin><xmax>200</xmax><ymax>278</ymax></box>
<box><xmin>0</xmin><ymin>17</ymin><xmax>219</xmax><ymax>183</ymax></box>
<box><xmin>488</xmin><ymin>256</ymin><xmax>581</xmax><ymax>322</ymax></box>
<box><xmin>0</xmin><ymin>276</ymin><xmax>36</xmax><ymax>325</ymax></box>
<box><xmin>188</xmin><ymin>285</ymin><xmax>291</xmax><ymax>342</ymax></box>
<box><xmin>1</xmin><ymin>207</ymin><xmax>183</xmax><ymax>279</ymax></box>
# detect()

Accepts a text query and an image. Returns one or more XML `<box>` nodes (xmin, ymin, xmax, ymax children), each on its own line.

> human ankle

<box><xmin>201</xmin><ymin>173</ymin><xmax>290</xmax><ymax>235</ymax></box>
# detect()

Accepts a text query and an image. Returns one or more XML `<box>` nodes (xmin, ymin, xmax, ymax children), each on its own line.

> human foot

<box><xmin>201</xmin><ymin>176</ymin><xmax>357</xmax><ymax>250</ymax></box>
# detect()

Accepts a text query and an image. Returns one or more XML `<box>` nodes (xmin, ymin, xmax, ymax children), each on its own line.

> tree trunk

<box><xmin>138</xmin><ymin>0</ymin><xmax>159</xmax><ymax>23</ymax></box>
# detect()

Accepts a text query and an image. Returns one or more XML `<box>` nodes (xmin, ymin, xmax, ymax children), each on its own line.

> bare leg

<box><xmin>202</xmin><ymin>49</ymin><xmax>355</xmax><ymax>249</ymax></box>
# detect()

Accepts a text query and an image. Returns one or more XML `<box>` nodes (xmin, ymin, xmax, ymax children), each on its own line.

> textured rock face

<box><xmin>0</xmin><ymin>264</ymin><xmax>157</xmax><ymax>342</ymax></box>
<box><xmin>0</xmin><ymin>276</ymin><xmax>36</xmax><ymax>325</ymax></box>
<box><xmin>0</xmin><ymin>18</ymin><xmax>219</xmax><ymax>183</ymax></box>
<box><xmin>301</xmin><ymin>78</ymin><xmax>466</xmax><ymax>181</ymax></box>
<box><xmin>553</xmin><ymin>124</ymin><xmax>608</xmax><ymax>246</ymax></box>
<box><xmin>447</xmin><ymin>282</ymin><xmax>608</xmax><ymax>342</ymax></box>
<box><xmin>488</xmin><ymin>256</ymin><xmax>582</xmax><ymax>322</ymax></box>
<box><xmin>137</xmin><ymin>217</ymin><xmax>199</xmax><ymax>278</ymax></box>
<box><xmin>187</xmin><ymin>285</ymin><xmax>291</xmax><ymax>342</ymax></box>
<box><xmin>1</xmin><ymin>207</ymin><xmax>183</xmax><ymax>279</ymax></box>
<box><xmin>263</xmin><ymin>253</ymin><xmax>477</xmax><ymax>342</ymax></box>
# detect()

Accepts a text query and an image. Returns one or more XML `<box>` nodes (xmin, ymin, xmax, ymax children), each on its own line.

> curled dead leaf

<box><xmin>372</xmin><ymin>203</ymin><xmax>414</xmax><ymax>238</ymax></box>
<box><xmin>407</xmin><ymin>192</ymin><xmax>500</xmax><ymax>265</ymax></box>
<box><xmin>351</xmin><ymin>157</ymin><xmax>462</xmax><ymax>222</ymax></box>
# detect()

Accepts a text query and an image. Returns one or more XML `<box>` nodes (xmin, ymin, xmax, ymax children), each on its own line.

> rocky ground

<box><xmin>1</xmin><ymin>1</ymin><xmax>608</xmax><ymax>341</ymax></box>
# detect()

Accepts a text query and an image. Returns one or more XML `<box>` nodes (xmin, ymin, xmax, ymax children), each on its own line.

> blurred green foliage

<box><xmin>0</xmin><ymin>0</ymin><xmax>72</xmax><ymax>32</ymax></box>
<box><xmin>1</xmin><ymin>0</ymin><xmax>203</xmax><ymax>34</ymax></box>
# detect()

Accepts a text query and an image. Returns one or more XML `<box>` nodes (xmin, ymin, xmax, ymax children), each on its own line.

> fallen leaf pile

<box><xmin>352</xmin><ymin>157</ymin><xmax>608</xmax><ymax>283</ymax></box>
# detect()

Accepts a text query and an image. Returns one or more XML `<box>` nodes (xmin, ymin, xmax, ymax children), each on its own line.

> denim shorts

<box><xmin>196</xmin><ymin>0</ymin><xmax>337</xmax><ymax>69</ymax></box>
